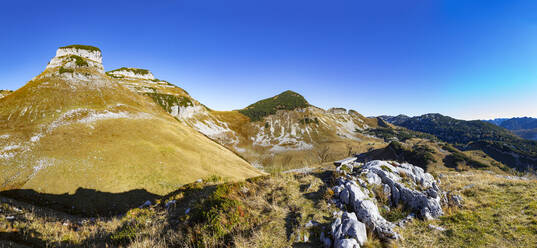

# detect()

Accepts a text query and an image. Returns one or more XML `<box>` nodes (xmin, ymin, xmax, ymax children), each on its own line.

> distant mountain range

<box><xmin>484</xmin><ymin>117</ymin><xmax>537</xmax><ymax>141</ymax></box>
<box><xmin>379</xmin><ymin>114</ymin><xmax>537</xmax><ymax>170</ymax></box>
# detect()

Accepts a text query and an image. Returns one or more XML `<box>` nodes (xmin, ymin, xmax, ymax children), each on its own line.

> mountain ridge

<box><xmin>485</xmin><ymin>117</ymin><xmax>537</xmax><ymax>140</ymax></box>
<box><xmin>110</xmin><ymin>71</ymin><xmax>386</xmax><ymax>170</ymax></box>
<box><xmin>380</xmin><ymin>113</ymin><xmax>537</xmax><ymax>170</ymax></box>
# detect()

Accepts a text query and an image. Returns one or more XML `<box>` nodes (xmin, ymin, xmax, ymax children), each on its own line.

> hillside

<box><xmin>0</xmin><ymin>45</ymin><xmax>261</xmax><ymax>196</ymax></box>
<box><xmin>485</xmin><ymin>117</ymin><xmax>537</xmax><ymax>141</ymax></box>
<box><xmin>383</xmin><ymin>113</ymin><xmax>537</xmax><ymax>170</ymax></box>
<box><xmin>112</xmin><ymin>73</ymin><xmax>385</xmax><ymax>171</ymax></box>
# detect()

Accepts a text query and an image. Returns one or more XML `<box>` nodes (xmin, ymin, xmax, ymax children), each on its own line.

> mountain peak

<box><xmin>106</xmin><ymin>67</ymin><xmax>155</xmax><ymax>80</ymax></box>
<box><xmin>46</xmin><ymin>44</ymin><xmax>104</xmax><ymax>73</ymax></box>
<box><xmin>239</xmin><ymin>90</ymin><xmax>309</xmax><ymax>121</ymax></box>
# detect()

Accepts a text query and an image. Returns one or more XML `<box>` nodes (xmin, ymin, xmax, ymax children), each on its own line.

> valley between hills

<box><xmin>1</xmin><ymin>45</ymin><xmax>537</xmax><ymax>248</ymax></box>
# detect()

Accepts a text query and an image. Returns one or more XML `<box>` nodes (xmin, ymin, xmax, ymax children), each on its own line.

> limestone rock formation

<box><xmin>330</xmin><ymin>159</ymin><xmax>446</xmax><ymax>243</ymax></box>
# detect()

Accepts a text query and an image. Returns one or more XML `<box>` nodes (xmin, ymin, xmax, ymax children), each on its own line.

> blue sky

<box><xmin>1</xmin><ymin>0</ymin><xmax>537</xmax><ymax>120</ymax></box>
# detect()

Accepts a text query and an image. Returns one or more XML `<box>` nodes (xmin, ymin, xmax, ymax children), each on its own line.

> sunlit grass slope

<box><xmin>0</xmin><ymin>46</ymin><xmax>261</xmax><ymax>195</ymax></box>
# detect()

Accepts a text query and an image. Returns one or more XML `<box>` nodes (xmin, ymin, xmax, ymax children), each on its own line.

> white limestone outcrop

<box><xmin>46</xmin><ymin>46</ymin><xmax>104</xmax><ymax>73</ymax></box>
<box><xmin>107</xmin><ymin>69</ymin><xmax>155</xmax><ymax>80</ymax></box>
<box><xmin>330</xmin><ymin>160</ymin><xmax>446</xmax><ymax>243</ymax></box>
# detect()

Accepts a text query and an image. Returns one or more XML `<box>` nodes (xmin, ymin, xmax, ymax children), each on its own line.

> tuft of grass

<box><xmin>68</xmin><ymin>55</ymin><xmax>88</xmax><ymax>67</ymax></box>
<box><xmin>380</xmin><ymin>165</ymin><xmax>393</xmax><ymax>173</ymax></box>
<box><xmin>59</xmin><ymin>67</ymin><xmax>74</xmax><ymax>74</ymax></box>
<box><xmin>380</xmin><ymin>203</ymin><xmax>411</xmax><ymax>222</ymax></box>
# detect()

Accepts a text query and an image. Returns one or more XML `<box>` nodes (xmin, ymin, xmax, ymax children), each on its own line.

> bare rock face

<box><xmin>333</xmin><ymin>178</ymin><xmax>399</xmax><ymax>241</ymax></box>
<box><xmin>331</xmin><ymin>212</ymin><xmax>368</xmax><ymax>246</ymax></box>
<box><xmin>330</xmin><ymin>159</ymin><xmax>445</xmax><ymax>243</ymax></box>
<box><xmin>46</xmin><ymin>45</ymin><xmax>104</xmax><ymax>73</ymax></box>
<box><xmin>107</xmin><ymin>68</ymin><xmax>155</xmax><ymax>80</ymax></box>
<box><xmin>334</xmin><ymin>238</ymin><xmax>360</xmax><ymax>248</ymax></box>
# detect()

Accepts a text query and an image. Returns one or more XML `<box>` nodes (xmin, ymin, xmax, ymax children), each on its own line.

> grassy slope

<box><xmin>0</xmin><ymin>63</ymin><xmax>260</xmax><ymax>195</ymax></box>
<box><xmin>0</xmin><ymin>172</ymin><xmax>338</xmax><ymax>247</ymax></box>
<box><xmin>114</xmin><ymin>77</ymin><xmax>385</xmax><ymax>171</ymax></box>
<box><xmin>2</xmin><ymin>165</ymin><xmax>536</xmax><ymax>248</ymax></box>
<box><xmin>399</xmin><ymin>170</ymin><xmax>537</xmax><ymax>248</ymax></box>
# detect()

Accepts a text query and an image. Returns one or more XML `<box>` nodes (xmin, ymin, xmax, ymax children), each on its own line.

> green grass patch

<box><xmin>59</xmin><ymin>67</ymin><xmax>74</xmax><ymax>74</ymax></box>
<box><xmin>60</xmin><ymin>44</ymin><xmax>101</xmax><ymax>52</ymax></box>
<box><xmin>380</xmin><ymin>203</ymin><xmax>411</xmax><ymax>222</ymax></box>
<box><xmin>111</xmin><ymin>208</ymin><xmax>155</xmax><ymax>245</ymax></box>
<box><xmin>442</xmin><ymin>144</ymin><xmax>489</xmax><ymax>169</ymax></box>
<box><xmin>68</xmin><ymin>55</ymin><xmax>88</xmax><ymax>67</ymax></box>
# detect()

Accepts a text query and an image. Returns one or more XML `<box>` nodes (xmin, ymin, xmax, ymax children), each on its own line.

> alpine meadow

<box><xmin>1</xmin><ymin>1</ymin><xmax>537</xmax><ymax>248</ymax></box>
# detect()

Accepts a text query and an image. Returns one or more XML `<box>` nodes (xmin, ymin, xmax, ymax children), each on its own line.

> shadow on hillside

<box><xmin>0</xmin><ymin>231</ymin><xmax>49</xmax><ymax>247</ymax></box>
<box><xmin>0</xmin><ymin>188</ymin><xmax>159</xmax><ymax>217</ymax></box>
<box><xmin>356</xmin><ymin>146</ymin><xmax>398</xmax><ymax>163</ymax></box>
<box><xmin>442</xmin><ymin>155</ymin><xmax>460</xmax><ymax>169</ymax></box>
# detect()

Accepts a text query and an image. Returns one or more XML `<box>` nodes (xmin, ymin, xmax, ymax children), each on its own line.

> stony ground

<box><xmin>1</xmin><ymin>164</ymin><xmax>536</xmax><ymax>248</ymax></box>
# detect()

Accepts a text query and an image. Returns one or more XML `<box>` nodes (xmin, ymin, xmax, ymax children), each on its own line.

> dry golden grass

<box><xmin>114</xmin><ymin>76</ymin><xmax>386</xmax><ymax>172</ymax></box>
<box><xmin>1</xmin><ymin>171</ymin><xmax>338</xmax><ymax>247</ymax></box>
<box><xmin>398</xmin><ymin>170</ymin><xmax>537</xmax><ymax>248</ymax></box>
<box><xmin>0</xmin><ymin>66</ymin><xmax>261</xmax><ymax>195</ymax></box>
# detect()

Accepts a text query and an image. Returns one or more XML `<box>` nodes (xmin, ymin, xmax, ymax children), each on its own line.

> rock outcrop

<box><xmin>46</xmin><ymin>45</ymin><xmax>104</xmax><ymax>73</ymax></box>
<box><xmin>330</xmin><ymin>159</ymin><xmax>445</xmax><ymax>244</ymax></box>
<box><xmin>331</xmin><ymin>211</ymin><xmax>368</xmax><ymax>246</ymax></box>
<box><xmin>107</xmin><ymin>67</ymin><xmax>155</xmax><ymax>80</ymax></box>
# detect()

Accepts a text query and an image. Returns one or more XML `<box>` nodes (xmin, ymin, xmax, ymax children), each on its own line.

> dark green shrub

<box><xmin>59</xmin><ymin>67</ymin><xmax>74</xmax><ymax>74</ymax></box>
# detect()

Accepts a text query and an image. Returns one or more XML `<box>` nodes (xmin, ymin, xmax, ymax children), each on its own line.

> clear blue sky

<box><xmin>1</xmin><ymin>0</ymin><xmax>537</xmax><ymax>120</ymax></box>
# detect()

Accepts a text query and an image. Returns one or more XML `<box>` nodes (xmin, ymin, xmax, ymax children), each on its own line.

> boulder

<box><xmin>331</xmin><ymin>212</ymin><xmax>367</xmax><ymax>246</ymax></box>
<box><xmin>334</xmin><ymin>238</ymin><xmax>360</xmax><ymax>248</ymax></box>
